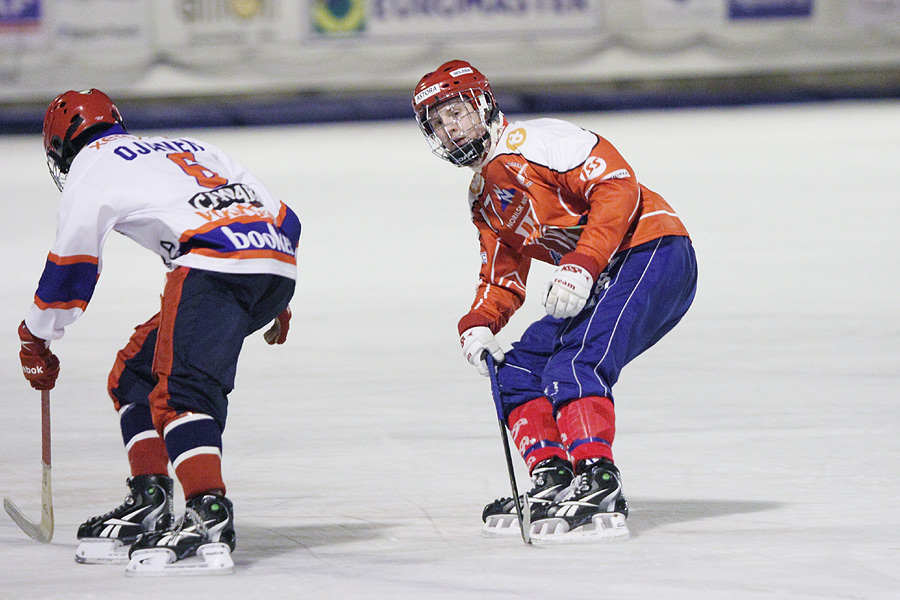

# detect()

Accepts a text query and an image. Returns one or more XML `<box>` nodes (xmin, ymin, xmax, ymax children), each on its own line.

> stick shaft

<box><xmin>41</xmin><ymin>389</ymin><xmax>50</xmax><ymax>466</ymax></box>
<box><xmin>485</xmin><ymin>355</ymin><xmax>532</xmax><ymax>544</ymax></box>
<box><xmin>3</xmin><ymin>389</ymin><xmax>54</xmax><ymax>543</ymax></box>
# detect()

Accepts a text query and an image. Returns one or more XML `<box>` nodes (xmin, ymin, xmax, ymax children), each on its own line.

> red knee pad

<box><xmin>556</xmin><ymin>396</ymin><xmax>616</xmax><ymax>465</ymax></box>
<box><xmin>507</xmin><ymin>397</ymin><xmax>567</xmax><ymax>472</ymax></box>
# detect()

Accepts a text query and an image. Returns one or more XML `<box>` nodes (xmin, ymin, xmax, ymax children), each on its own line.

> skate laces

<box><xmin>555</xmin><ymin>473</ymin><xmax>586</xmax><ymax>502</ymax></box>
<box><xmin>558</xmin><ymin>462</ymin><xmax>614</xmax><ymax>502</ymax></box>
<box><xmin>532</xmin><ymin>458</ymin><xmax>573</xmax><ymax>490</ymax></box>
<box><xmin>174</xmin><ymin>497</ymin><xmax>231</xmax><ymax>542</ymax></box>
<box><xmin>173</xmin><ymin>506</ymin><xmax>210</xmax><ymax>539</ymax></box>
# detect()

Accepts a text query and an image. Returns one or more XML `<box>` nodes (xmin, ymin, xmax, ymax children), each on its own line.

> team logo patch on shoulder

<box><xmin>580</xmin><ymin>156</ymin><xmax>607</xmax><ymax>181</ymax></box>
<box><xmin>506</xmin><ymin>128</ymin><xmax>527</xmax><ymax>151</ymax></box>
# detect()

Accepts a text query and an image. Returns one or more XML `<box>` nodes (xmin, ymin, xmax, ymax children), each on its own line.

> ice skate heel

<box><xmin>482</xmin><ymin>456</ymin><xmax>574</xmax><ymax>537</ymax></box>
<box><xmin>75</xmin><ymin>474</ymin><xmax>174</xmax><ymax>564</ymax></box>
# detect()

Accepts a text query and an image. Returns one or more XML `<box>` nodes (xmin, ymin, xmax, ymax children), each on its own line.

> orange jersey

<box><xmin>460</xmin><ymin>117</ymin><xmax>690</xmax><ymax>334</ymax></box>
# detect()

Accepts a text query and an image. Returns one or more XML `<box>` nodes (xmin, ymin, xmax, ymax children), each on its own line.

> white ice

<box><xmin>1</xmin><ymin>100</ymin><xmax>899</xmax><ymax>599</ymax></box>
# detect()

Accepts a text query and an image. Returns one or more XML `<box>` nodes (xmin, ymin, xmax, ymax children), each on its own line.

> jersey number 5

<box><xmin>167</xmin><ymin>152</ymin><xmax>227</xmax><ymax>189</ymax></box>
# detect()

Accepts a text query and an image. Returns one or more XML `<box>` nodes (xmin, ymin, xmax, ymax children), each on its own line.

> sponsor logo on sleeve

<box><xmin>601</xmin><ymin>168</ymin><xmax>631</xmax><ymax>180</ymax></box>
<box><xmin>579</xmin><ymin>156</ymin><xmax>607</xmax><ymax>181</ymax></box>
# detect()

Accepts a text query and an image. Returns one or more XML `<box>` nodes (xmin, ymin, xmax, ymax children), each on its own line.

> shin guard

<box><xmin>507</xmin><ymin>397</ymin><xmax>567</xmax><ymax>472</ymax></box>
<box><xmin>556</xmin><ymin>396</ymin><xmax>616</xmax><ymax>467</ymax></box>
<box><xmin>162</xmin><ymin>413</ymin><xmax>225</xmax><ymax>498</ymax></box>
<box><xmin>119</xmin><ymin>404</ymin><xmax>169</xmax><ymax>477</ymax></box>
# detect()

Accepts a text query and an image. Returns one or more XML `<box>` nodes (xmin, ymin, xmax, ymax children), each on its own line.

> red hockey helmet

<box><xmin>42</xmin><ymin>89</ymin><xmax>125</xmax><ymax>190</ymax></box>
<box><xmin>412</xmin><ymin>60</ymin><xmax>499</xmax><ymax>167</ymax></box>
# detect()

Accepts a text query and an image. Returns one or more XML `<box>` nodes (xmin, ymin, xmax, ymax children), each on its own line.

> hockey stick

<box><xmin>4</xmin><ymin>389</ymin><xmax>54</xmax><ymax>543</ymax></box>
<box><xmin>484</xmin><ymin>354</ymin><xmax>531</xmax><ymax>545</ymax></box>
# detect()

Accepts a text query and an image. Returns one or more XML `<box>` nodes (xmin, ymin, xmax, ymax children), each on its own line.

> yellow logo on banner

<box><xmin>231</xmin><ymin>0</ymin><xmax>263</xmax><ymax>19</ymax></box>
<box><xmin>313</xmin><ymin>0</ymin><xmax>366</xmax><ymax>33</ymax></box>
<box><xmin>506</xmin><ymin>128</ymin><xmax>526</xmax><ymax>151</ymax></box>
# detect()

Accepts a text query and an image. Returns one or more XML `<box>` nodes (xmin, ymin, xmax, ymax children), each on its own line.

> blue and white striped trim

<box><xmin>163</xmin><ymin>413</ymin><xmax>222</xmax><ymax>469</ymax></box>
<box><xmin>522</xmin><ymin>439</ymin><xmax>567</xmax><ymax>459</ymax></box>
<box><xmin>566</xmin><ymin>436</ymin><xmax>612</xmax><ymax>453</ymax></box>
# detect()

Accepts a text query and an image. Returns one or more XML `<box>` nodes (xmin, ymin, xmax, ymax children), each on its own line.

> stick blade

<box><xmin>3</xmin><ymin>462</ymin><xmax>54</xmax><ymax>543</ymax></box>
<box><xmin>4</xmin><ymin>498</ymin><xmax>52</xmax><ymax>543</ymax></box>
<box><xmin>520</xmin><ymin>494</ymin><xmax>532</xmax><ymax>544</ymax></box>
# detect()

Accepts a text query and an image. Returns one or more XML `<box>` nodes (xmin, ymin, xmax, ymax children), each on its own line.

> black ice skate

<box><xmin>74</xmin><ymin>474</ymin><xmax>174</xmax><ymax>564</ymax></box>
<box><xmin>530</xmin><ymin>457</ymin><xmax>629</xmax><ymax>543</ymax></box>
<box><xmin>125</xmin><ymin>493</ymin><xmax>235</xmax><ymax>576</ymax></box>
<box><xmin>482</xmin><ymin>456</ymin><xmax>574</xmax><ymax>537</ymax></box>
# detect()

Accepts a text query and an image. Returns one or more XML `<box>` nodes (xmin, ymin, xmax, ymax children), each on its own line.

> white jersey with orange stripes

<box><xmin>26</xmin><ymin>132</ymin><xmax>300</xmax><ymax>341</ymax></box>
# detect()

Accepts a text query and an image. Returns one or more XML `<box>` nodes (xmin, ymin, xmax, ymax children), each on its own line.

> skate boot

<box><xmin>530</xmin><ymin>457</ymin><xmax>629</xmax><ymax>543</ymax></box>
<box><xmin>125</xmin><ymin>492</ymin><xmax>235</xmax><ymax>576</ymax></box>
<box><xmin>75</xmin><ymin>474</ymin><xmax>174</xmax><ymax>564</ymax></box>
<box><xmin>482</xmin><ymin>456</ymin><xmax>574</xmax><ymax>537</ymax></box>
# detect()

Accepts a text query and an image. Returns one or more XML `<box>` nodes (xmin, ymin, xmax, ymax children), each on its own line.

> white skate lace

<box><xmin>554</xmin><ymin>473</ymin><xmax>586</xmax><ymax>502</ymax></box>
<box><xmin>172</xmin><ymin>507</ymin><xmax>208</xmax><ymax>539</ymax></box>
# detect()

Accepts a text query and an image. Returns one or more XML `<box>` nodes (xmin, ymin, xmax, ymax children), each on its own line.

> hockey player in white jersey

<box><xmin>17</xmin><ymin>89</ymin><xmax>301</xmax><ymax>575</ymax></box>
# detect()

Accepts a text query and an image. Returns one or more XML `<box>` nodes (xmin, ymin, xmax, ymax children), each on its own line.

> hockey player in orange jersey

<box><xmin>413</xmin><ymin>61</ymin><xmax>697</xmax><ymax>543</ymax></box>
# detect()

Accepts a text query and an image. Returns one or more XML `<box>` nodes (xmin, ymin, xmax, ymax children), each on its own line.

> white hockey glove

<box><xmin>460</xmin><ymin>326</ymin><xmax>504</xmax><ymax>377</ymax></box>
<box><xmin>543</xmin><ymin>263</ymin><xmax>594</xmax><ymax>319</ymax></box>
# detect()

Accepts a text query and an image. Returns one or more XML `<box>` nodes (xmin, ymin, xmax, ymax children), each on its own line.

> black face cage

<box><xmin>416</xmin><ymin>89</ymin><xmax>498</xmax><ymax>167</ymax></box>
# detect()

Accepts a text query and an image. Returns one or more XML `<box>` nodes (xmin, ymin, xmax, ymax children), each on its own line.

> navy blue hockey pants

<box><xmin>496</xmin><ymin>235</ymin><xmax>697</xmax><ymax>418</ymax></box>
<box><xmin>109</xmin><ymin>268</ymin><xmax>294</xmax><ymax>430</ymax></box>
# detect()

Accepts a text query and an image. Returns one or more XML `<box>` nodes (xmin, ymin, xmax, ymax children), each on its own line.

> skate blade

<box><xmin>530</xmin><ymin>512</ymin><xmax>630</xmax><ymax>545</ymax></box>
<box><xmin>481</xmin><ymin>514</ymin><xmax>523</xmax><ymax>537</ymax></box>
<box><xmin>75</xmin><ymin>538</ymin><xmax>130</xmax><ymax>564</ymax></box>
<box><xmin>124</xmin><ymin>543</ymin><xmax>233</xmax><ymax>576</ymax></box>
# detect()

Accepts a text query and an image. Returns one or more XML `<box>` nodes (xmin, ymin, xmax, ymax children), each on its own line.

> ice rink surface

<box><xmin>1</xmin><ymin>100</ymin><xmax>898</xmax><ymax>599</ymax></box>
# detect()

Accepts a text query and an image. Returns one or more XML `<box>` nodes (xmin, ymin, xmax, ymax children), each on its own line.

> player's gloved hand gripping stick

<box><xmin>484</xmin><ymin>353</ymin><xmax>532</xmax><ymax>545</ymax></box>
